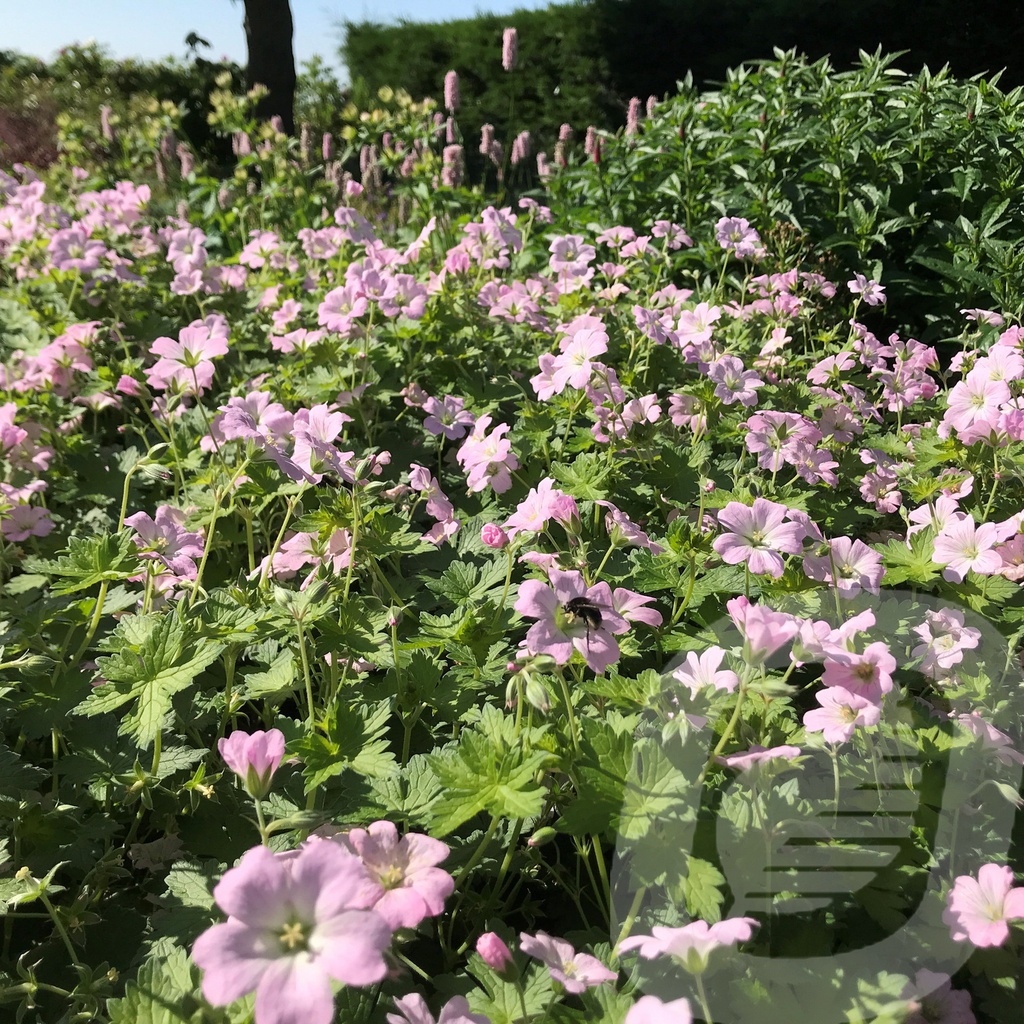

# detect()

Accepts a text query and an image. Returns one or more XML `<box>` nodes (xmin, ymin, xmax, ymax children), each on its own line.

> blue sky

<box><xmin>0</xmin><ymin>0</ymin><xmax>557</xmax><ymax>77</ymax></box>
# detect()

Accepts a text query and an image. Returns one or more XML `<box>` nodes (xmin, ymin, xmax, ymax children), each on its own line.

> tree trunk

<box><xmin>242</xmin><ymin>0</ymin><xmax>296</xmax><ymax>135</ymax></box>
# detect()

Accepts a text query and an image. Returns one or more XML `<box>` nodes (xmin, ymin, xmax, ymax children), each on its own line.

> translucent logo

<box><xmin>610</xmin><ymin>589</ymin><xmax>1022</xmax><ymax>1023</ymax></box>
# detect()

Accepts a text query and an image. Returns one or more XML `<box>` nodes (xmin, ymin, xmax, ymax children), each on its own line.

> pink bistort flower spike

<box><xmin>337</xmin><ymin>821</ymin><xmax>454</xmax><ymax>930</ymax></box>
<box><xmin>518</xmin><ymin>931</ymin><xmax>617</xmax><ymax>994</ymax></box>
<box><xmin>501</xmin><ymin>27</ymin><xmax>518</xmax><ymax>71</ymax></box>
<box><xmin>944</xmin><ymin>863</ymin><xmax>1024</xmax><ymax>947</ymax></box>
<box><xmin>191</xmin><ymin>843</ymin><xmax>392</xmax><ymax>1024</ymax></box>
<box><xmin>218</xmin><ymin>728</ymin><xmax>286</xmax><ymax>800</ymax></box>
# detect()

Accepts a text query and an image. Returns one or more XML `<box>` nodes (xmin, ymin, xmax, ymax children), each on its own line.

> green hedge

<box><xmin>342</xmin><ymin>0</ymin><xmax>1024</xmax><ymax>151</ymax></box>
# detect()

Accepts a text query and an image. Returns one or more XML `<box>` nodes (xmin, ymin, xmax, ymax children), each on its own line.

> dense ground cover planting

<box><xmin>2</xmin><ymin>44</ymin><xmax>1024</xmax><ymax>1024</ymax></box>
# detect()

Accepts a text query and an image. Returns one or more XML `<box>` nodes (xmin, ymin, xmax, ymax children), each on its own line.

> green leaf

<box><xmin>427</xmin><ymin>706</ymin><xmax>557</xmax><ymax>835</ymax></box>
<box><xmin>28</xmin><ymin>532</ymin><xmax>143</xmax><ymax>595</ymax></box>
<box><xmin>683</xmin><ymin>856</ymin><xmax>726</xmax><ymax>922</ymax></box>
<box><xmin>76</xmin><ymin>614</ymin><xmax>224</xmax><ymax>749</ymax></box>
<box><xmin>552</xmin><ymin>453</ymin><xmax>613</xmax><ymax>500</ymax></box>
<box><xmin>296</xmin><ymin>700</ymin><xmax>397</xmax><ymax>790</ymax></box>
<box><xmin>880</xmin><ymin>531</ymin><xmax>940</xmax><ymax>586</ymax></box>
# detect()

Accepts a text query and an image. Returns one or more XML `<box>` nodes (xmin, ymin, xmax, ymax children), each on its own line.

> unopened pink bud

<box><xmin>481</xmin><ymin>523</ymin><xmax>509</xmax><ymax>549</ymax></box>
<box><xmin>477</xmin><ymin>932</ymin><xmax>515</xmax><ymax>975</ymax></box>
<box><xmin>116</xmin><ymin>374</ymin><xmax>143</xmax><ymax>397</ymax></box>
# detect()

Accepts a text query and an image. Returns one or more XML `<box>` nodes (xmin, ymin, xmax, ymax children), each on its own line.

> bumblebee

<box><xmin>563</xmin><ymin>596</ymin><xmax>603</xmax><ymax>646</ymax></box>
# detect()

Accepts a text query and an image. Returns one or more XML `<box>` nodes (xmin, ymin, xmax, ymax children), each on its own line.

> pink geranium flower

<box><xmin>932</xmin><ymin>517</ymin><xmax>1002</xmax><ymax>583</ymax></box>
<box><xmin>802</xmin><ymin>537</ymin><xmax>883</xmax><ymax>597</ymax></box>
<box><xmin>716</xmin><ymin>744</ymin><xmax>802</xmax><ymax>772</ymax></box>
<box><xmin>191</xmin><ymin>843</ymin><xmax>392</xmax><ymax>1024</ymax></box>
<box><xmin>625</xmin><ymin>996</ymin><xmax>694</xmax><ymax>1024</ymax></box>
<box><xmin>726</xmin><ymin>596</ymin><xmax>801</xmax><ymax>665</ymax></box>
<box><xmin>909</xmin><ymin>607</ymin><xmax>981</xmax><ymax>677</ymax></box>
<box><xmin>713</xmin><ymin>498</ymin><xmax>806</xmax><ymax>578</ymax></box>
<box><xmin>944</xmin><ymin>863</ymin><xmax>1024</xmax><ymax>947</ymax></box>
<box><xmin>387</xmin><ymin>994</ymin><xmax>490</xmax><ymax>1024</ymax></box>
<box><xmin>900</xmin><ymin>969</ymin><xmax>975</xmax><ymax>1024</ymax></box>
<box><xmin>336</xmin><ymin>821</ymin><xmax>454</xmax><ymax>930</ymax></box>
<box><xmin>518</xmin><ymin>931</ymin><xmax>616</xmax><ymax>993</ymax></box>
<box><xmin>671</xmin><ymin>647</ymin><xmax>740</xmax><ymax>696</ymax></box>
<box><xmin>456</xmin><ymin>415</ymin><xmax>519</xmax><ymax>494</ymax></box>
<box><xmin>803</xmin><ymin>686</ymin><xmax>880</xmax><ymax>744</ymax></box>
<box><xmin>847</xmin><ymin>273</ymin><xmax>886</xmax><ymax>305</ymax></box>
<box><xmin>820</xmin><ymin>642</ymin><xmax>896</xmax><ymax>701</ymax></box>
<box><xmin>514</xmin><ymin>569</ymin><xmax>629</xmax><ymax>674</ymax></box>
<box><xmin>619</xmin><ymin>917</ymin><xmax>758</xmax><ymax>974</ymax></box>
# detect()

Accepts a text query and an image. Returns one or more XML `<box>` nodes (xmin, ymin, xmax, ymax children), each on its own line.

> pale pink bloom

<box><xmin>388</xmin><ymin>994</ymin><xmax>489</xmax><ymax>1024</ymax></box>
<box><xmin>707</xmin><ymin>355</ymin><xmax>764</xmax><ymax>406</ymax></box>
<box><xmin>954</xmin><ymin>711</ymin><xmax>1024</xmax><ymax>766</ymax></box>
<box><xmin>456</xmin><ymin>415</ymin><xmax>519</xmax><ymax>494</ymax></box>
<box><xmin>422</xmin><ymin>395</ymin><xmax>474</xmax><ymax>440</ymax></box>
<box><xmin>610</xmin><ymin>587</ymin><xmax>663</xmax><ymax>628</ymax></box>
<box><xmin>501</xmin><ymin>27</ymin><xmax>518</xmax><ymax>71</ymax></box>
<box><xmin>821</xmin><ymin>641</ymin><xmax>896</xmax><ymax>700</ymax></box>
<box><xmin>802</xmin><ymin>537</ymin><xmax>883</xmax><ymax>596</ymax></box>
<box><xmin>625</xmin><ymin>996</ymin><xmax>693</xmax><ymax>1024</ymax></box>
<box><xmin>907</xmin><ymin>496</ymin><xmax>966</xmax><ymax>537</ymax></box>
<box><xmin>716</xmin><ymin>744</ymin><xmax>802</xmax><ymax>772</ymax></box>
<box><xmin>124</xmin><ymin>505</ymin><xmax>204</xmax><ymax>577</ymax></box>
<box><xmin>961</xmin><ymin>308</ymin><xmax>1004</xmax><ymax>327</ymax></box>
<box><xmin>944</xmin><ymin>863</ymin><xmax>1024</xmax><ymax>947</ymax></box>
<box><xmin>619</xmin><ymin>917</ymin><xmax>758</xmax><ymax>973</ymax></box>
<box><xmin>713</xmin><ymin>498</ymin><xmax>805</xmax><ymax>578</ymax></box>
<box><xmin>550</xmin><ymin>325</ymin><xmax>608</xmax><ymax>392</ymax></box>
<box><xmin>715</xmin><ymin>217</ymin><xmax>763</xmax><ymax>258</ymax></box>
<box><xmin>548</xmin><ymin>235</ymin><xmax>596</xmax><ymax>275</ymax></box>
<box><xmin>944</xmin><ymin>372</ymin><xmax>1010</xmax><ymax>435</ymax></box>
<box><xmin>807</xmin><ymin>352</ymin><xmax>855</xmax><ymax>385</ymax></box>
<box><xmin>218</xmin><ymin>729</ymin><xmax>286</xmax><ymax>799</ymax></box>
<box><xmin>0</xmin><ymin>503</ymin><xmax>54</xmax><ymax>541</ymax></box>
<box><xmin>191</xmin><ymin>843</ymin><xmax>391</xmax><ymax>1024</ymax></box>
<box><xmin>911</xmin><ymin>608</ymin><xmax>981</xmax><ymax>677</ymax></box>
<box><xmin>443</xmin><ymin>70</ymin><xmax>460</xmax><ymax>112</ymax></box>
<box><xmin>336</xmin><ymin>821</ymin><xmax>453</xmax><ymax>930</ymax></box>
<box><xmin>530</xmin><ymin>353</ymin><xmax>560</xmax><ymax>401</ymax></box>
<box><xmin>676</xmin><ymin>301</ymin><xmax>721</xmax><ymax>346</ymax></box>
<box><xmin>995</xmin><ymin>534</ymin><xmax>1024</xmax><ymax>580</ymax></box>
<box><xmin>803</xmin><ymin>686</ymin><xmax>880</xmax><ymax>744</ymax></box>
<box><xmin>847</xmin><ymin>273</ymin><xmax>886</xmax><ymax>305</ymax></box>
<box><xmin>726</xmin><ymin>596</ymin><xmax>801</xmax><ymax>664</ymax></box>
<box><xmin>502</xmin><ymin>478</ymin><xmax>570</xmax><ymax>538</ymax></box>
<box><xmin>514</xmin><ymin>569</ymin><xmax>629</xmax><ymax>674</ymax></box>
<box><xmin>932</xmin><ymin>517</ymin><xmax>1002</xmax><ymax>583</ymax></box>
<box><xmin>596</xmin><ymin>501</ymin><xmax>665</xmax><ymax>553</ymax></box>
<box><xmin>901</xmin><ymin>969</ymin><xmax>975</xmax><ymax>1024</ymax></box>
<box><xmin>671</xmin><ymin>647</ymin><xmax>739</xmax><ymax>695</ymax></box>
<box><xmin>518</xmin><ymin>931</ymin><xmax>616</xmax><ymax>993</ymax></box>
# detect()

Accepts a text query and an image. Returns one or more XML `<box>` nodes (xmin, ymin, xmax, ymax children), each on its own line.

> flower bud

<box><xmin>477</xmin><ymin>932</ymin><xmax>516</xmax><ymax>978</ymax></box>
<box><xmin>527</xmin><ymin>827</ymin><xmax>557</xmax><ymax>848</ymax></box>
<box><xmin>218</xmin><ymin>729</ymin><xmax>286</xmax><ymax>800</ymax></box>
<box><xmin>481</xmin><ymin>523</ymin><xmax>509</xmax><ymax>549</ymax></box>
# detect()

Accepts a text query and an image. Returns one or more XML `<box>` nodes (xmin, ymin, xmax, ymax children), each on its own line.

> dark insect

<box><xmin>563</xmin><ymin>596</ymin><xmax>603</xmax><ymax>646</ymax></box>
